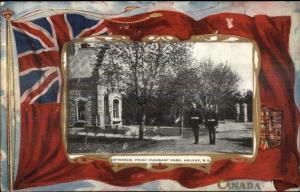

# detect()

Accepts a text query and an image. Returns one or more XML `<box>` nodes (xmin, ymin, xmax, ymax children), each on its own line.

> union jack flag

<box><xmin>12</xmin><ymin>14</ymin><xmax>108</xmax><ymax>104</ymax></box>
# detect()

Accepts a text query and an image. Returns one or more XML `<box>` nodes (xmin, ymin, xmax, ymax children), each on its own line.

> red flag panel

<box><xmin>11</xmin><ymin>11</ymin><xmax>300</xmax><ymax>190</ymax></box>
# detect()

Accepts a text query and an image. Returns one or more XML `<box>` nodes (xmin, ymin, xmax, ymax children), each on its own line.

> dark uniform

<box><xmin>205</xmin><ymin>110</ymin><xmax>218</xmax><ymax>144</ymax></box>
<box><xmin>188</xmin><ymin>108</ymin><xmax>203</xmax><ymax>144</ymax></box>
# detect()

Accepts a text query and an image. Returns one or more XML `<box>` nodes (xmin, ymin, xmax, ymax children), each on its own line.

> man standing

<box><xmin>205</xmin><ymin>104</ymin><xmax>218</xmax><ymax>145</ymax></box>
<box><xmin>188</xmin><ymin>102</ymin><xmax>203</xmax><ymax>144</ymax></box>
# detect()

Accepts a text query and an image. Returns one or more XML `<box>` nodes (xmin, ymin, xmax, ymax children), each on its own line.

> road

<box><xmin>125</xmin><ymin>122</ymin><xmax>253</xmax><ymax>154</ymax></box>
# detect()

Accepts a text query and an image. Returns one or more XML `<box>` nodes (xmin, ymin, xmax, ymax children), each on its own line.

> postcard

<box><xmin>1</xmin><ymin>1</ymin><xmax>300</xmax><ymax>191</ymax></box>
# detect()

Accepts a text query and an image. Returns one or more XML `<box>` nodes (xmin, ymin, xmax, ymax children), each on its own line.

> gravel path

<box><xmin>68</xmin><ymin>122</ymin><xmax>253</xmax><ymax>154</ymax></box>
<box><xmin>125</xmin><ymin>122</ymin><xmax>253</xmax><ymax>154</ymax></box>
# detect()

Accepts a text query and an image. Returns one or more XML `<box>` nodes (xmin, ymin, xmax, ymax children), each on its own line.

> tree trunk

<box><xmin>84</xmin><ymin>127</ymin><xmax>88</xmax><ymax>146</ymax></box>
<box><xmin>179</xmin><ymin>110</ymin><xmax>184</xmax><ymax>136</ymax></box>
<box><xmin>139</xmin><ymin>113</ymin><xmax>146</xmax><ymax>140</ymax></box>
<box><xmin>179</xmin><ymin>96</ymin><xmax>185</xmax><ymax>136</ymax></box>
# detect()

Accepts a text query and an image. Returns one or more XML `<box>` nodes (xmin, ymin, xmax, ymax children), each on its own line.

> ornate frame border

<box><xmin>61</xmin><ymin>34</ymin><xmax>261</xmax><ymax>172</ymax></box>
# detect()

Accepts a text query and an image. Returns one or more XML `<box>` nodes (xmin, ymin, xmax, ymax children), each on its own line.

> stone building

<box><xmin>67</xmin><ymin>42</ymin><xmax>123</xmax><ymax>129</ymax></box>
<box><xmin>68</xmin><ymin>77</ymin><xmax>123</xmax><ymax>128</ymax></box>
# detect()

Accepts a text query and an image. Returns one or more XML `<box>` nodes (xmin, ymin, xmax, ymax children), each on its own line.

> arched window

<box><xmin>113</xmin><ymin>99</ymin><xmax>119</xmax><ymax>118</ymax></box>
<box><xmin>77</xmin><ymin>100</ymin><xmax>87</xmax><ymax>121</ymax></box>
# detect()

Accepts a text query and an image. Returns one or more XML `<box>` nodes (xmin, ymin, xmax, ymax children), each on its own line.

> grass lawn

<box><xmin>68</xmin><ymin>135</ymin><xmax>172</xmax><ymax>153</ymax></box>
<box><xmin>69</xmin><ymin>125</ymin><xmax>183</xmax><ymax>138</ymax></box>
<box><xmin>127</xmin><ymin>125</ymin><xmax>182</xmax><ymax>137</ymax></box>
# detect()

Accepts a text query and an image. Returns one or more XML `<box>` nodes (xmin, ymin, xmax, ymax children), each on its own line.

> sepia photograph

<box><xmin>66</xmin><ymin>39</ymin><xmax>254</xmax><ymax>155</ymax></box>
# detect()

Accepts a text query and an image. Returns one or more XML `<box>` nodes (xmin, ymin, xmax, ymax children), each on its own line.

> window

<box><xmin>77</xmin><ymin>100</ymin><xmax>86</xmax><ymax>121</ymax></box>
<box><xmin>113</xmin><ymin>99</ymin><xmax>119</xmax><ymax>118</ymax></box>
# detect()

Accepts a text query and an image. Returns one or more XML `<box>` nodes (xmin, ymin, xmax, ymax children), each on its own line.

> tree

<box><xmin>94</xmin><ymin>41</ymin><xmax>241</xmax><ymax>138</ymax></box>
<box><xmin>97</xmin><ymin>42</ymin><xmax>192</xmax><ymax>139</ymax></box>
<box><xmin>195</xmin><ymin>59</ymin><xmax>240</xmax><ymax>112</ymax></box>
<box><xmin>157</xmin><ymin>67</ymin><xmax>199</xmax><ymax>135</ymax></box>
<box><xmin>157</xmin><ymin>58</ymin><xmax>241</xmax><ymax>128</ymax></box>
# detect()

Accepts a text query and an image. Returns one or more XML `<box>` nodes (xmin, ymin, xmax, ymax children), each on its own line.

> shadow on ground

<box><xmin>218</xmin><ymin>137</ymin><xmax>252</xmax><ymax>147</ymax></box>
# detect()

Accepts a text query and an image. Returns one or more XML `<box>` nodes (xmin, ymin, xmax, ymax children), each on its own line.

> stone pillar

<box><xmin>86</xmin><ymin>97</ymin><xmax>92</xmax><ymax>125</ymax></box>
<box><xmin>235</xmin><ymin>103</ymin><xmax>240</xmax><ymax>122</ymax></box>
<box><xmin>242</xmin><ymin>103</ymin><xmax>248</xmax><ymax>122</ymax></box>
<box><xmin>118</xmin><ymin>97</ymin><xmax>123</xmax><ymax>127</ymax></box>
<box><xmin>108</xmin><ymin>94</ymin><xmax>113</xmax><ymax>127</ymax></box>
<box><xmin>97</xmin><ymin>85</ymin><xmax>106</xmax><ymax>128</ymax></box>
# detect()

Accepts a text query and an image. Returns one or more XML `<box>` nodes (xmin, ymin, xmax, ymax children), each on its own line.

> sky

<box><xmin>68</xmin><ymin>46</ymin><xmax>98</xmax><ymax>79</ymax></box>
<box><xmin>192</xmin><ymin>42</ymin><xmax>253</xmax><ymax>92</ymax></box>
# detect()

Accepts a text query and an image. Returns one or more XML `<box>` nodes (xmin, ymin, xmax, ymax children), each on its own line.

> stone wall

<box><xmin>68</xmin><ymin>77</ymin><xmax>123</xmax><ymax>128</ymax></box>
<box><xmin>68</xmin><ymin>77</ymin><xmax>98</xmax><ymax>126</ymax></box>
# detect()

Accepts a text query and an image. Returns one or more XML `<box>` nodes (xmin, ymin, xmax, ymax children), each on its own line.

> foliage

<box><xmin>93</xmin><ymin>41</ymin><xmax>248</xmax><ymax>138</ymax></box>
<box><xmin>94</xmin><ymin>42</ymin><xmax>192</xmax><ymax>139</ymax></box>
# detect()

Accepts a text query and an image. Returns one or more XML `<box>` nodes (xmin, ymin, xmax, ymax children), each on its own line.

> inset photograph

<box><xmin>66</xmin><ymin>39</ymin><xmax>254</xmax><ymax>155</ymax></box>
